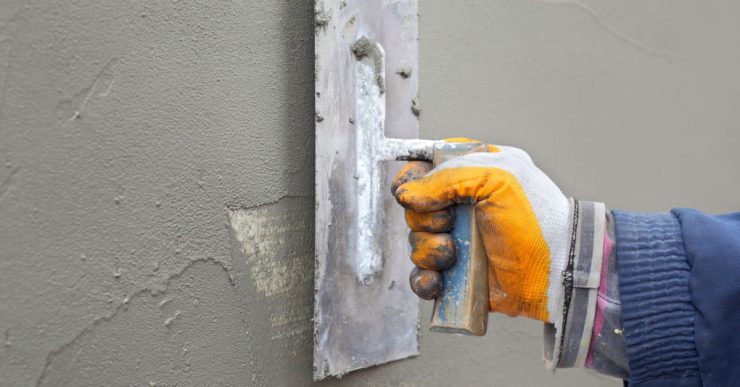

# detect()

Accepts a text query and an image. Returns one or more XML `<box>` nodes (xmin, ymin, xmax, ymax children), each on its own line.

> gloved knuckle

<box><xmin>409</xmin><ymin>267</ymin><xmax>442</xmax><ymax>300</ymax></box>
<box><xmin>410</xmin><ymin>232</ymin><xmax>455</xmax><ymax>270</ymax></box>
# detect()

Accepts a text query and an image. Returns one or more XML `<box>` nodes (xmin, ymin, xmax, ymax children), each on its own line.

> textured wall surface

<box><xmin>0</xmin><ymin>0</ymin><xmax>317</xmax><ymax>385</ymax></box>
<box><xmin>1</xmin><ymin>0</ymin><xmax>738</xmax><ymax>386</ymax></box>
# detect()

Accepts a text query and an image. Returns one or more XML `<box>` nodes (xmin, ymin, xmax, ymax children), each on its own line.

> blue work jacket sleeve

<box><xmin>612</xmin><ymin>209</ymin><xmax>740</xmax><ymax>387</ymax></box>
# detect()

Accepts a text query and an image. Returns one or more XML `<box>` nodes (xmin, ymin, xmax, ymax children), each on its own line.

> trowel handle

<box><xmin>429</xmin><ymin>142</ymin><xmax>489</xmax><ymax>336</ymax></box>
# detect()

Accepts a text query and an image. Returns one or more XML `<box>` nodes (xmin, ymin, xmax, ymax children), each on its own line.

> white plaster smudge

<box><xmin>228</xmin><ymin>197</ymin><xmax>312</xmax><ymax>297</ymax></box>
<box><xmin>354</xmin><ymin>59</ymin><xmax>386</xmax><ymax>283</ymax></box>
<box><xmin>352</xmin><ymin>39</ymin><xmax>438</xmax><ymax>283</ymax></box>
<box><xmin>228</xmin><ymin>197</ymin><xmax>313</xmax><ymax>344</ymax></box>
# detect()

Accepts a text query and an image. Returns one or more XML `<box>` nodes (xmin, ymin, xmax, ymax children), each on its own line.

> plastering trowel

<box><xmin>314</xmin><ymin>0</ymin><xmax>488</xmax><ymax>380</ymax></box>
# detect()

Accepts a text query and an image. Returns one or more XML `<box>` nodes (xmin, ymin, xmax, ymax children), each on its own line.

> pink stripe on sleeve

<box><xmin>585</xmin><ymin>230</ymin><xmax>613</xmax><ymax>368</ymax></box>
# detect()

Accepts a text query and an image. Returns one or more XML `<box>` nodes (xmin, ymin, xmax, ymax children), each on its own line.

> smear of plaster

<box><xmin>35</xmin><ymin>257</ymin><xmax>233</xmax><ymax>387</ymax></box>
<box><xmin>315</xmin><ymin>5</ymin><xmax>331</xmax><ymax>30</ymax></box>
<box><xmin>395</xmin><ymin>66</ymin><xmax>412</xmax><ymax>79</ymax></box>
<box><xmin>228</xmin><ymin>196</ymin><xmax>313</xmax><ymax>343</ymax></box>
<box><xmin>228</xmin><ymin>197</ymin><xmax>312</xmax><ymax>297</ymax></box>
<box><xmin>540</xmin><ymin>0</ymin><xmax>671</xmax><ymax>59</ymax></box>
<box><xmin>352</xmin><ymin>36</ymin><xmax>386</xmax><ymax>94</ymax></box>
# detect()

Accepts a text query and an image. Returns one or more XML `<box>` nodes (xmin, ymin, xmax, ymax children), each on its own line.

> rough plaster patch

<box><xmin>228</xmin><ymin>196</ymin><xmax>313</xmax><ymax>344</ymax></box>
<box><xmin>228</xmin><ymin>196</ymin><xmax>312</xmax><ymax>298</ymax></box>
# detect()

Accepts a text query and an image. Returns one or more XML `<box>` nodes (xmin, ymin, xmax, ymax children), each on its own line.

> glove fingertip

<box><xmin>390</xmin><ymin>161</ymin><xmax>432</xmax><ymax>195</ymax></box>
<box><xmin>394</xmin><ymin>183</ymin><xmax>453</xmax><ymax>212</ymax></box>
<box><xmin>409</xmin><ymin>267</ymin><xmax>443</xmax><ymax>300</ymax></box>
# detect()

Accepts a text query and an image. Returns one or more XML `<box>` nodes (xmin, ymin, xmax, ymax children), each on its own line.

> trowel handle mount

<box><xmin>429</xmin><ymin>142</ymin><xmax>489</xmax><ymax>336</ymax></box>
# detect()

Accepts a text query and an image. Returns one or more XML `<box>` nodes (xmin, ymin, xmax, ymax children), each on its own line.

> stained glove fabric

<box><xmin>392</xmin><ymin>142</ymin><xmax>570</xmax><ymax>322</ymax></box>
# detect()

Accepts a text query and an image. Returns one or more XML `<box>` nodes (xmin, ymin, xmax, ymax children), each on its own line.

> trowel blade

<box><xmin>313</xmin><ymin>0</ymin><xmax>420</xmax><ymax>380</ymax></box>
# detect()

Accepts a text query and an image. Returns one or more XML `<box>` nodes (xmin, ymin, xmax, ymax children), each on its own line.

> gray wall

<box><xmin>1</xmin><ymin>0</ymin><xmax>738</xmax><ymax>386</ymax></box>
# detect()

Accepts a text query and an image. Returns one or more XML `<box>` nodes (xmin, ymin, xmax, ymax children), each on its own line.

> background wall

<box><xmin>0</xmin><ymin>0</ymin><xmax>738</xmax><ymax>386</ymax></box>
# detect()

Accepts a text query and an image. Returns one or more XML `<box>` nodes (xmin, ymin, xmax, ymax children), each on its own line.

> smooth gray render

<box><xmin>1</xmin><ymin>0</ymin><xmax>738</xmax><ymax>386</ymax></box>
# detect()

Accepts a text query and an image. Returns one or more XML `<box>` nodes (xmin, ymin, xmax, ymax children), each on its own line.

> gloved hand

<box><xmin>391</xmin><ymin>140</ymin><xmax>570</xmax><ymax>323</ymax></box>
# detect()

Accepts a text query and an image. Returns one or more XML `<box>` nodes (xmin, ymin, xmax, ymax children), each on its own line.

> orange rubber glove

<box><xmin>391</xmin><ymin>140</ymin><xmax>570</xmax><ymax>323</ymax></box>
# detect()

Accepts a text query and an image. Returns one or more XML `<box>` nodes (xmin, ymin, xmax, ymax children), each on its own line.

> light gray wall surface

<box><xmin>0</xmin><ymin>0</ymin><xmax>738</xmax><ymax>386</ymax></box>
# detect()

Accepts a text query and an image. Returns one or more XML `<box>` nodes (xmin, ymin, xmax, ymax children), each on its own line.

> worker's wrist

<box><xmin>544</xmin><ymin>199</ymin><xmax>607</xmax><ymax>370</ymax></box>
<box><xmin>584</xmin><ymin>212</ymin><xmax>629</xmax><ymax>379</ymax></box>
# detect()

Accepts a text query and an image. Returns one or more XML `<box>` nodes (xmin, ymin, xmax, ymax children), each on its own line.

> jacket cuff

<box><xmin>612</xmin><ymin>211</ymin><xmax>700</xmax><ymax>385</ymax></box>
<box><xmin>544</xmin><ymin>199</ymin><xmax>606</xmax><ymax>370</ymax></box>
<box><xmin>584</xmin><ymin>212</ymin><xmax>629</xmax><ymax>379</ymax></box>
